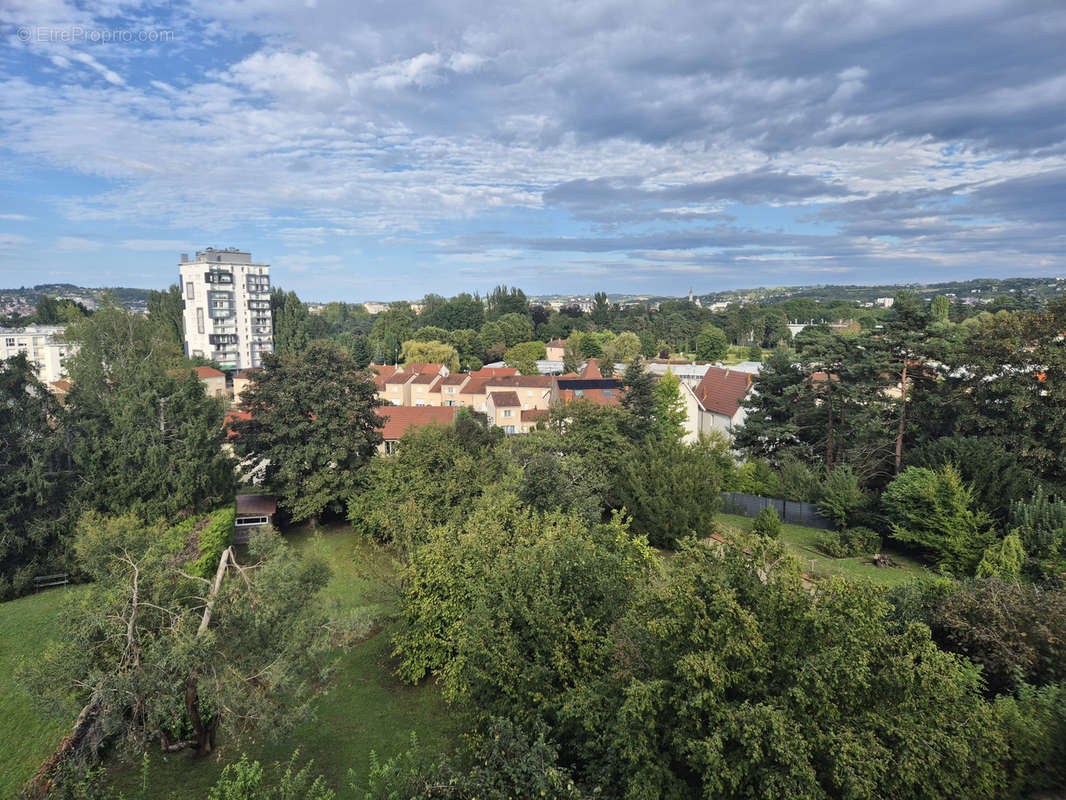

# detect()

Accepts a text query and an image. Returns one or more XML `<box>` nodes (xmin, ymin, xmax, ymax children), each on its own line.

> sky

<box><xmin>1</xmin><ymin>1</ymin><xmax>1065</xmax><ymax>302</ymax></box>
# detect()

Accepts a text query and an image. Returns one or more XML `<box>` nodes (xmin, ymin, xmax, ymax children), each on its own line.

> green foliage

<box><xmin>751</xmin><ymin>505</ymin><xmax>781</xmax><ymax>538</ymax></box>
<box><xmin>618</xmin><ymin>359</ymin><xmax>656</xmax><ymax>441</ymax></box>
<box><xmin>191</xmin><ymin>506</ymin><xmax>237</xmax><ymax>579</ymax></box>
<box><xmin>1009</xmin><ymin>485</ymin><xmax>1066</xmax><ymax>571</ymax></box>
<box><xmin>0</xmin><ymin>355</ymin><xmax>73</xmax><ymax>599</ymax></box>
<box><xmin>651</xmin><ymin>369</ymin><xmax>687</xmax><ymax>442</ymax></box>
<box><xmin>147</xmin><ymin>284</ymin><xmax>184</xmax><ymax>346</ymax></box>
<box><xmin>356</xmin><ymin>720</ymin><xmax>584</xmax><ymax>800</ymax></box>
<box><xmin>730</xmin><ymin>458</ymin><xmax>781</xmax><ymax>497</ymax></box>
<box><xmin>399</xmin><ymin>339</ymin><xmax>459</xmax><ymax>372</ymax></box>
<box><xmin>775</xmin><ymin>456</ymin><xmax>820</xmax><ymax>502</ymax></box>
<box><xmin>392</xmin><ymin>493</ymin><xmax>650</xmax><ymax>697</ymax></box>
<box><xmin>369</xmin><ymin>303</ymin><xmax>415</xmax><ymax>363</ymax></box>
<box><xmin>975</xmin><ymin>533</ymin><xmax>1025</xmax><ymax>579</ymax></box>
<box><xmin>232</xmin><ymin>341</ymin><xmax>381</xmax><ymax>521</ymax></box>
<box><xmin>925</xmin><ymin>578</ymin><xmax>1066</xmax><ymax>695</ymax></box>
<box><xmin>502</xmin><ymin>340</ymin><xmax>546</xmax><ymax>375</ymax></box>
<box><xmin>818</xmin><ymin>464</ymin><xmax>865</xmax><ymax>529</ymax></box>
<box><xmin>882</xmin><ymin>465</ymin><xmax>996</xmax><ymax>575</ymax></box>
<box><xmin>207</xmin><ymin>752</ymin><xmax>335</xmax><ymax>800</ymax></box>
<box><xmin>614</xmin><ymin>437</ymin><xmax>725</xmax><ymax>547</ymax></box>
<box><xmin>34</xmin><ymin>294</ymin><xmax>60</xmax><ymax>324</ymax></box>
<box><xmin>994</xmin><ymin>681</ymin><xmax>1066</xmax><ymax>797</ymax></box>
<box><xmin>62</xmin><ymin>304</ymin><xmax>234</xmax><ymax>522</ymax></box>
<box><xmin>590</xmin><ymin>544</ymin><xmax>1005</xmax><ymax>799</ymax></box>
<box><xmin>695</xmin><ymin>323</ymin><xmax>729</xmax><ymax>361</ymax></box>
<box><xmin>908</xmin><ymin>436</ymin><xmax>1038</xmax><ymax>524</ymax></box>
<box><xmin>746</xmin><ymin>343</ymin><xmax>763</xmax><ymax>361</ymax></box>
<box><xmin>21</xmin><ymin>515</ymin><xmax>333</xmax><ymax>762</ymax></box>
<box><xmin>348</xmin><ymin>422</ymin><xmax>504</xmax><ymax>562</ymax></box>
<box><xmin>816</xmin><ymin>526</ymin><xmax>881</xmax><ymax>558</ymax></box>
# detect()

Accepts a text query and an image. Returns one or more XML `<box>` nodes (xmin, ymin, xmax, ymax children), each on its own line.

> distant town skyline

<box><xmin>2</xmin><ymin>1</ymin><xmax>1065</xmax><ymax>301</ymax></box>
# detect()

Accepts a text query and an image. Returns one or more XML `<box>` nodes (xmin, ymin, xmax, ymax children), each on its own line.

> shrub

<box><xmin>816</xmin><ymin>527</ymin><xmax>881</xmax><ymax>558</ymax></box>
<box><xmin>816</xmin><ymin>530</ymin><xmax>849</xmax><ymax>558</ymax></box>
<box><xmin>818</xmin><ymin>465</ymin><xmax>865</xmax><ymax>529</ymax></box>
<box><xmin>751</xmin><ymin>505</ymin><xmax>781</xmax><ymax>539</ymax></box>
<box><xmin>882</xmin><ymin>465</ymin><xmax>996</xmax><ymax>575</ymax></box>
<box><xmin>191</xmin><ymin>506</ymin><xmax>236</xmax><ymax>578</ymax></box>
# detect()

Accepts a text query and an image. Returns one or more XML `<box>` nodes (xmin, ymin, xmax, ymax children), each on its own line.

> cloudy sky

<box><xmin>1</xmin><ymin>0</ymin><xmax>1064</xmax><ymax>301</ymax></box>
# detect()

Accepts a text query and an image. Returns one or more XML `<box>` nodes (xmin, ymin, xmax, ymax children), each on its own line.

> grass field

<box><xmin>0</xmin><ymin>584</ymin><xmax>87</xmax><ymax>798</ymax></box>
<box><xmin>715</xmin><ymin>512</ymin><xmax>928</xmax><ymax>586</ymax></box>
<box><xmin>0</xmin><ymin>523</ymin><xmax>455</xmax><ymax>799</ymax></box>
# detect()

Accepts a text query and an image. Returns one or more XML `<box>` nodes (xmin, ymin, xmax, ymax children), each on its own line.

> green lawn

<box><xmin>715</xmin><ymin>512</ymin><xmax>928</xmax><ymax>586</ymax></box>
<box><xmin>0</xmin><ymin>523</ymin><xmax>455</xmax><ymax>799</ymax></box>
<box><xmin>0</xmin><ymin>583</ymin><xmax>88</xmax><ymax>798</ymax></box>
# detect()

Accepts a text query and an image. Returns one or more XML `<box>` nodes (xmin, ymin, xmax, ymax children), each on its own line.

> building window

<box><xmin>186</xmin><ymin>282</ymin><xmax>195</xmax><ymax>300</ymax></box>
<box><xmin>603</xmin><ymin>389</ymin><xmax>613</xmax><ymax>397</ymax></box>
<box><xmin>575</xmin><ymin>389</ymin><xmax>584</xmax><ymax>397</ymax></box>
<box><xmin>196</xmin><ymin>308</ymin><xmax>205</xmax><ymax>334</ymax></box>
<box><xmin>503</xmin><ymin>425</ymin><xmax>516</xmax><ymax>434</ymax></box>
<box><xmin>446</xmin><ymin>387</ymin><xmax>455</xmax><ymax>394</ymax></box>
<box><xmin>502</xmin><ymin>409</ymin><xmax>513</xmax><ymax>417</ymax></box>
<box><xmin>4</xmin><ymin>337</ymin><xmax>13</xmax><ymax>347</ymax></box>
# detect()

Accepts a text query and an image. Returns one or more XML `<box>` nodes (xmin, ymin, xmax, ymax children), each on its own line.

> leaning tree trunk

<box><xmin>894</xmin><ymin>361</ymin><xmax>908</xmax><ymax>475</ymax></box>
<box><xmin>20</xmin><ymin>700</ymin><xmax>101</xmax><ymax>800</ymax></box>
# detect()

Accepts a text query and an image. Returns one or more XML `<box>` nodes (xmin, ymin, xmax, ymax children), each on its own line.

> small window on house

<box><xmin>575</xmin><ymin>389</ymin><xmax>584</xmax><ymax>397</ymax></box>
<box><xmin>603</xmin><ymin>389</ymin><xmax>613</xmax><ymax>397</ymax></box>
<box><xmin>196</xmin><ymin>308</ymin><xmax>205</xmax><ymax>334</ymax></box>
<box><xmin>4</xmin><ymin>338</ymin><xmax>13</xmax><ymax>347</ymax></box>
<box><xmin>186</xmin><ymin>281</ymin><xmax>195</xmax><ymax>300</ymax></box>
<box><xmin>502</xmin><ymin>409</ymin><xmax>513</xmax><ymax>417</ymax></box>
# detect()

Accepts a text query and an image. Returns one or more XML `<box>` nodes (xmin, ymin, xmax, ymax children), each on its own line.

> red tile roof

<box><xmin>378</xmin><ymin>406</ymin><xmax>457</xmax><ymax>440</ymax></box>
<box><xmin>580</xmin><ymin>359</ymin><xmax>603</xmax><ymax>379</ymax></box>
<box><xmin>488</xmin><ymin>390</ymin><xmax>521</xmax><ymax>407</ymax></box>
<box><xmin>471</xmin><ymin>366</ymin><xmax>520</xmax><ymax>378</ymax></box>
<box><xmin>369</xmin><ymin>364</ymin><xmax>400</xmax><ymax>379</ymax></box>
<box><xmin>460</xmin><ymin>376</ymin><xmax>492</xmax><ymax>395</ymax></box>
<box><xmin>404</xmin><ymin>362</ymin><xmax>444</xmax><ymax>374</ymax></box>
<box><xmin>384</xmin><ymin>372</ymin><xmax>414</xmax><ymax>385</ymax></box>
<box><xmin>441</xmin><ymin>374</ymin><xmax>469</xmax><ymax>385</ymax></box>
<box><xmin>694</xmin><ymin>367</ymin><xmax>754</xmax><ymax>417</ymax></box>
<box><xmin>521</xmin><ymin>409</ymin><xmax>548</xmax><ymax>422</ymax></box>
<box><xmin>409</xmin><ymin>373</ymin><xmax>441</xmax><ymax>385</ymax></box>
<box><xmin>547</xmin><ymin>339</ymin><xmax>566</xmax><ymax>348</ymax></box>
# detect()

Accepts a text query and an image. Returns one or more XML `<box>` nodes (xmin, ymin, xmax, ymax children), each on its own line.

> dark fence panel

<box><xmin>720</xmin><ymin>492</ymin><xmax>833</xmax><ymax>530</ymax></box>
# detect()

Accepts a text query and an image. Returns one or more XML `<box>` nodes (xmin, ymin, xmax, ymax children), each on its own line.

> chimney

<box><xmin>180</xmin><ymin>253</ymin><xmax>189</xmax><ymax>263</ymax></box>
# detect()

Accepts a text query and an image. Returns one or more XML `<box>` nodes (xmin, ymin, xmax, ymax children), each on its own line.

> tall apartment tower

<box><xmin>178</xmin><ymin>248</ymin><xmax>273</xmax><ymax>371</ymax></box>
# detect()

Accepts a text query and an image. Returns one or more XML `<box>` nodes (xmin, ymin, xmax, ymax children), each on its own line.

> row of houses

<box><xmin>368</xmin><ymin>358</ymin><xmax>757</xmax><ymax>446</ymax></box>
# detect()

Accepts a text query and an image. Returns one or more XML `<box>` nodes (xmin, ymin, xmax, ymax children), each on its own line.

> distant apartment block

<box><xmin>0</xmin><ymin>324</ymin><xmax>71</xmax><ymax>384</ymax></box>
<box><xmin>179</xmin><ymin>248</ymin><xmax>273</xmax><ymax>371</ymax></box>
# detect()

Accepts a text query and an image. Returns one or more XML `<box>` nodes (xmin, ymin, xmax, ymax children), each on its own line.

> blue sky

<box><xmin>1</xmin><ymin>0</ymin><xmax>1065</xmax><ymax>301</ymax></box>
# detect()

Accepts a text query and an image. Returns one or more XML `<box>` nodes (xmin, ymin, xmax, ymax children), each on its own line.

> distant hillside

<box><xmin>0</xmin><ymin>284</ymin><xmax>152</xmax><ymax>313</ymax></box>
<box><xmin>695</xmin><ymin>277</ymin><xmax>1065</xmax><ymax>306</ymax></box>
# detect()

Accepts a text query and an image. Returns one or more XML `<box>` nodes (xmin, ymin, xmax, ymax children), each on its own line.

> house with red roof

<box><xmin>376</xmin><ymin>405</ymin><xmax>457</xmax><ymax>454</ymax></box>
<box><xmin>685</xmin><ymin>366</ymin><xmax>757</xmax><ymax>438</ymax></box>
<box><xmin>486</xmin><ymin>390</ymin><xmax>522</xmax><ymax>433</ymax></box>
<box><xmin>545</xmin><ymin>339</ymin><xmax>567</xmax><ymax>361</ymax></box>
<box><xmin>168</xmin><ymin>365</ymin><xmax>227</xmax><ymax>398</ymax></box>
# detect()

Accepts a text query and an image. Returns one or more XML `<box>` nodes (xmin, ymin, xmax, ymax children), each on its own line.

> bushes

<box><xmin>818</xmin><ymin>465</ymin><xmax>864</xmax><ymax>529</ymax></box>
<box><xmin>816</xmin><ymin>527</ymin><xmax>881</xmax><ymax>558</ymax></box>
<box><xmin>751</xmin><ymin>506</ymin><xmax>781</xmax><ymax>539</ymax></box>
<box><xmin>190</xmin><ymin>506</ymin><xmax>236</xmax><ymax>579</ymax></box>
<box><xmin>882</xmin><ymin>465</ymin><xmax>996</xmax><ymax>575</ymax></box>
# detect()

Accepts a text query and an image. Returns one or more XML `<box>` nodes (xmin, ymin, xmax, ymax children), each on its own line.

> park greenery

<box><xmin>2</xmin><ymin>285</ymin><xmax>1066</xmax><ymax>797</ymax></box>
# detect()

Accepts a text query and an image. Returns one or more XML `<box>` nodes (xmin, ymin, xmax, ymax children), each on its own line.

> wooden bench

<box><xmin>33</xmin><ymin>573</ymin><xmax>69</xmax><ymax>591</ymax></box>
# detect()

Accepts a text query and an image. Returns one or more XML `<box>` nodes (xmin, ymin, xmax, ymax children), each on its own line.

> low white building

<box><xmin>0</xmin><ymin>324</ymin><xmax>71</xmax><ymax>384</ymax></box>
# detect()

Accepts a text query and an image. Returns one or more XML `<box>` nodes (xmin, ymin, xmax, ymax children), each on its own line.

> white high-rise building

<box><xmin>0</xmin><ymin>324</ymin><xmax>71</xmax><ymax>384</ymax></box>
<box><xmin>179</xmin><ymin>248</ymin><xmax>273</xmax><ymax>371</ymax></box>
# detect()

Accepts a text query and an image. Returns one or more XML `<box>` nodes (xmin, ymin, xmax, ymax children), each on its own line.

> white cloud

<box><xmin>120</xmin><ymin>239</ymin><xmax>192</xmax><ymax>251</ymax></box>
<box><xmin>350</xmin><ymin>52</ymin><xmax>445</xmax><ymax>91</ymax></box>
<box><xmin>55</xmin><ymin>235</ymin><xmax>102</xmax><ymax>251</ymax></box>
<box><xmin>69</xmin><ymin>52</ymin><xmax>124</xmax><ymax>86</ymax></box>
<box><xmin>0</xmin><ymin>213</ymin><xmax>33</xmax><ymax>221</ymax></box>
<box><xmin>226</xmin><ymin>50</ymin><xmax>342</xmax><ymax>97</ymax></box>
